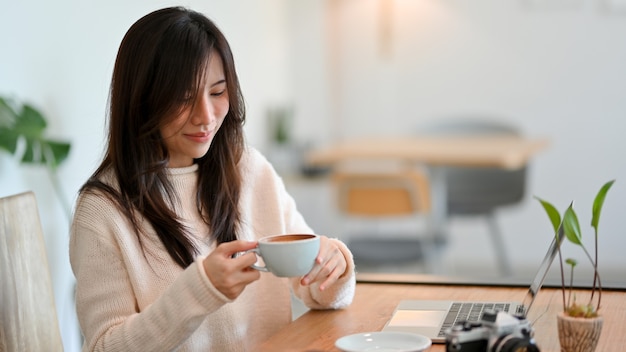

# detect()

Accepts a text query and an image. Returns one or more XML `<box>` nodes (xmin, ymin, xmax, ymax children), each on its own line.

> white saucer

<box><xmin>335</xmin><ymin>331</ymin><xmax>432</xmax><ymax>352</ymax></box>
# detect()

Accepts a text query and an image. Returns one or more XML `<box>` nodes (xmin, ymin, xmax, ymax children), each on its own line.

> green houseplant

<box><xmin>0</xmin><ymin>95</ymin><xmax>72</xmax><ymax>219</ymax></box>
<box><xmin>535</xmin><ymin>179</ymin><xmax>615</xmax><ymax>352</ymax></box>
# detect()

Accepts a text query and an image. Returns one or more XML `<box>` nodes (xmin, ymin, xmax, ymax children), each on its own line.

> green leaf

<box><xmin>563</xmin><ymin>202</ymin><xmax>582</xmax><ymax>245</ymax></box>
<box><xmin>0</xmin><ymin>97</ymin><xmax>70</xmax><ymax>167</ymax></box>
<box><xmin>591</xmin><ymin>180</ymin><xmax>615</xmax><ymax>231</ymax></box>
<box><xmin>565</xmin><ymin>258</ymin><xmax>578</xmax><ymax>267</ymax></box>
<box><xmin>43</xmin><ymin>140</ymin><xmax>71</xmax><ymax>168</ymax></box>
<box><xmin>0</xmin><ymin>97</ymin><xmax>20</xmax><ymax>152</ymax></box>
<box><xmin>15</xmin><ymin>103</ymin><xmax>47</xmax><ymax>136</ymax></box>
<box><xmin>0</xmin><ymin>128</ymin><xmax>19</xmax><ymax>153</ymax></box>
<box><xmin>534</xmin><ymin>196</ymin><xmax>561</xmax><ymax>233</ymax></box>
<box><xmin>0</xmin><ymin>96</ymin><xmax>18</xmax><ymax>127</ymax></box>
<box><xmin>20</xmin><ymin>139</ymin><xmax>40</xmax><ymax>163</ymax></box>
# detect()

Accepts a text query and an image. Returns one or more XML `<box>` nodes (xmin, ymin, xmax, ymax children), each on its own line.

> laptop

<box><xmin>382</xmin><ymin>227</ymin><xmax>564</xmax><ymax>343</ymax></box>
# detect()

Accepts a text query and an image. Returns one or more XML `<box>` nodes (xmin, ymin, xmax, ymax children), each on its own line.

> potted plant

<box><xmin>0</xmin><ymin>95</ymin><xmax>72</xmax><ymax>220</ymax></box>
<box><xmin>535</xmin><ymin>179</ymin><xmax>615</xmax><ymax>352</ymax></box>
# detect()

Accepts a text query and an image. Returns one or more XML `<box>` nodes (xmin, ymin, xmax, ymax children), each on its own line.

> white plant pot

<box><xmin>556</xmin><ymin>312</ymin><xmax>603</xmax><ymax>352</ymax></box>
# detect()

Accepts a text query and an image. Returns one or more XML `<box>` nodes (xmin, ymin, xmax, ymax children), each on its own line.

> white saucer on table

<box><xmin>335</xmin><ymin>331</ymin><xmax>432</xmax><ymax>352</ymax></box>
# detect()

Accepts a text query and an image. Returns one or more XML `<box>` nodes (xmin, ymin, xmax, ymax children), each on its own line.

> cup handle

<box><xmin>246</xmin><ymin>248</ymin><xmax>269</xmax><ymax>272</ymax></box>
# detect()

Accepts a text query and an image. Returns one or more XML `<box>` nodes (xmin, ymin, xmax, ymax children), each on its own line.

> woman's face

<box><xmin>160</xmin><ymin>51</ymin><xmax>229</xmax><ymax>168</ymax></box>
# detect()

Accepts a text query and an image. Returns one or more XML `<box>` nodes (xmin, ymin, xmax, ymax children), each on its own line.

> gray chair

<box><xmin>0</xmin><ymin>191</ymin><xmax>64</xmax><ymax>351</ymax></box>
<box><xmin>418</xmin><ymin>118</ymin><xmax>527</xmax><ymax>276</ymax></box>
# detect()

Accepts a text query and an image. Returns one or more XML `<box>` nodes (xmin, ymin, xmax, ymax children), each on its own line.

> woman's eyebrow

<box><xmin>210</xmin><ymin>79</ymin><xmax>226</xmax><ymax>88</ymax></box>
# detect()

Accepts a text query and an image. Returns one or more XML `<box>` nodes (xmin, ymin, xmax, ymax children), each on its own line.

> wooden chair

<box><xmin>0</xmin><ymin>191</ymin><xmax>64</xmax><ymax>352</ymax></box>
<box><xmin>334</xmin><ymin>170</ymin><xmax>431</xmax><ymax>216</ymax></box>
<box><xmin>332</xmin><ymin>169</ymin><xmax>434</xmax><ymax>268</ymax></box>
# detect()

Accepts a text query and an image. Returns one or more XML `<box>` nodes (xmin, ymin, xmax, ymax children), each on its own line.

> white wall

<box><xmin>0</xmin><ymin>1</ymin><xmax>289</xmax><ymax>350</ymax></box>
<box><xmin>284</xmin><ymin>0</ymin><xmax>625</xmax><ymax>280</ymax></box>
<box><xmin>1</xmin><ymin>0</ymin><xmax>625</xmax><ymax>350</ymax></box>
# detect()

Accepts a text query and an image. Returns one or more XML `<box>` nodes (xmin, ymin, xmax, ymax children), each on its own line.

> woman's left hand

<box><xmin>300</xmin><ymin>236</ymin><xmax>348</xmax><ymax>291</ymax></box>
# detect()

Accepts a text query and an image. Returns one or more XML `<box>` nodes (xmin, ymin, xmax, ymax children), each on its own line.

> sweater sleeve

<box><xmin>245</xmin><ymin>149</ymin><xmax>356</xmax><ymax>310</ymax></box>
<box><xmin>70</xmin><ymin>193</ymin><xmax>231</xmax><ymax>352</ymax></box>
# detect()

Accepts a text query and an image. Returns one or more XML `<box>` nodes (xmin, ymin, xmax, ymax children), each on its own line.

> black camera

<box><xmin>444</xmin><ymin>310</ymin><xmax>540</xmax><ymax>352</ymax></box>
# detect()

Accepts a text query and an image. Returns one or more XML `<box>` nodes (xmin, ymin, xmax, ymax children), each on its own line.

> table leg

<box><xmin>428</xmin><ymin>165</ymin><xmax>448</xmax><ymax>244</ymax></box>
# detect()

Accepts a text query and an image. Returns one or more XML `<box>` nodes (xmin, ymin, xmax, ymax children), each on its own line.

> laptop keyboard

<box><xmin>438</xmin><ymin>302</ymin><xmax>511</xmax><ymax>337</ymax></box>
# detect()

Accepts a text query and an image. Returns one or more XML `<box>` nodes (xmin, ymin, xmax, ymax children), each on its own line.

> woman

<box><xmin>70</xmin><ymin>7</ymin><xmax>355</xmax><ymax>351</ymax></box>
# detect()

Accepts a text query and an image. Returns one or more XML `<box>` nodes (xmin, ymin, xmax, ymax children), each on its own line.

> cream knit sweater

<box><xmin>70</xmin><ymin>147</ymin><xmax>356</xmax><ymax>351</ymax></box>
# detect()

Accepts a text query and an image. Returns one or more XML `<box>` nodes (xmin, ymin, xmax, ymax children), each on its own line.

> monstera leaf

<box><xmin>0</xmin><ymin>96</ymin><xmax>71</xmax><ymax>169</ymax></box>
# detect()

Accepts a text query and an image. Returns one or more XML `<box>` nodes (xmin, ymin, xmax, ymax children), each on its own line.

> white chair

<box><xmin>0</xmin><ymin>191</ymin><xmax>64</xmax><ymax>351</ymax></box>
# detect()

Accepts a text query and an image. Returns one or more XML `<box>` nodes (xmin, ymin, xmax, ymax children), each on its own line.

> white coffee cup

<box><xmin>249</xmin><ymin>233</ymin><xmax>320</xmax><ymax>277</ymax></box>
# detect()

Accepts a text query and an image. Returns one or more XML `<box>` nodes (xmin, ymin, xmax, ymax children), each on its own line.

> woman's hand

<box><xmin>203</xmin><ymin>240</ymin><xmax>261</xmax><ymax>299</ymax></box>
<box><xmin>300</xmin><ymin>236</ymin><xmax>348</xmax><ymax>291</ymax></box>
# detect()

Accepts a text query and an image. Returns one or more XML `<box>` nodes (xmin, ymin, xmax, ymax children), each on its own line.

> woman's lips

<box><xmin>185</xmin><ymin>131</ymin><xmax>211</xmax><ymax>143</ymax></box>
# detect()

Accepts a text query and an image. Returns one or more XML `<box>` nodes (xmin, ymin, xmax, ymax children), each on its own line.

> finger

<box><xmin>232</xmin><ymin>251</ymin><xmax>259</xmax><ymax>268</ymax></box>
<box><xmin>301</xmin><ymin>256</ymin><xmax>325</xmax><ymax>285</ymax></box>
<box><xmin>303</xmin><ymin>238</ymin><xmax>332</xmax><ymax>277</ymax></box>
<box><xmin>236</xmin><ymin>265</ymin><xmax>262</xmax><ymax>282</ymax></box>
<box><xmin>319</xmin><ymin>265</ymin><xmax>344</xmax><ymax>291</ymax></box>
<box><xmin>302</xmin><ymin>250</ymin><xmax>337</xmax><ymax>286</ymax></box>
<box><xmin>231</xmin><ymin>264</ymin><xmax>262</xmax><ymax>289</ymax></box>
<box><xmin>217</xmin><ymin>240</ymin><xmax>258</xmax><ymax>258</ymax></box>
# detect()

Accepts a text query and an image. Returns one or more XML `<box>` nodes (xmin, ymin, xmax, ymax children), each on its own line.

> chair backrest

<box><xmin>418</xmin><ymin>118</ymin><xmax>527</xmax><ymax>215</ymax></box>
<box><xmin>0</xmin><ymin>191</ymin><xmax>64</xmax><ymax>352</ymax></box>
<box><xmin>333</xmin><ymin>170</ymin><xmax>431</xmax><ymax>217</ymax></box>
<box><xmin>418</xmin><ymin>118</ymin><xmax>520</xmax><ymax>137</ymax></box>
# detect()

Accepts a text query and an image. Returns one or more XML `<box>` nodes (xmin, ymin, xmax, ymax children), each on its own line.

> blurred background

<box><xmin>1</xmin><ymin>0</ymin><xmax>625</xmax><ymax>350</ymax></box>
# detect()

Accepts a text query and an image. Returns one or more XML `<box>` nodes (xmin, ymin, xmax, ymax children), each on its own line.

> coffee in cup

<box><xmin>249</xmin><ymin>234</ymin><xmax>320</xmax><ymax>277</ymax></box>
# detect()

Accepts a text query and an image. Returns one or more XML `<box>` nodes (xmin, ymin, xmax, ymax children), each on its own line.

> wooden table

<box><xmin>306</xmin><ymin>136</ymin><xmax>549</xmax><ymax>170</ymax></box>
<box><xmin>259</xmin><ymin>277</ymin><xmax>626</xmax><ymax>352</ymax></box>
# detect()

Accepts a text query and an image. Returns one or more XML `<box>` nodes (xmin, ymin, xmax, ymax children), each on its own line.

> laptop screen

<box><xmin>518</xmin><ymin>226</ymin><xmax>565</xmax><ymax>316</ymax></box>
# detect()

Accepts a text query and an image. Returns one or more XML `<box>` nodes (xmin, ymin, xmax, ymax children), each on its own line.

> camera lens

<box><xmin>491</xmin><ymin>336</ymin><xmax>540</xmax><ymax>352</ymax></box>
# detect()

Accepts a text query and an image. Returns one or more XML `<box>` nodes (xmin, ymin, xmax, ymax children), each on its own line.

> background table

<box><xmin>306</xmin><ymin>136</ymin><xmax>549</xmax><ymax>169</ymax></box>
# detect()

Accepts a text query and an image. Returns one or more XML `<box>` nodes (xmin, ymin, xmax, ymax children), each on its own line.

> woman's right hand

<box><xmin>203</xmin><ymin>240</ymin><xmax>261</xmax><ymax>299</ymax></box>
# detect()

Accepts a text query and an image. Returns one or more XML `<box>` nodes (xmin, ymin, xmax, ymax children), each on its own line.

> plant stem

<box><xmin>595</xmin><ymin>270</ymin><xmax>602</xmax><ymax>312</ymax></box>
<box><xmin>581</xmin><ymin>245</ymin><xmax>602</xmax><ymax>312</ymax></box>
<box><xmin>590</xmin><ymin>227</ymin><xmax>599</xmax><ymax>304</ymax></box>
<box><xmin>557</xmin><ymin>245</ymin><xmax>567</xmax><ymax>312</ymax></box>
<box><xmin>568</xmin><ymin>265</ymin><xmax>573</xmax><ymax>309</ymax></box>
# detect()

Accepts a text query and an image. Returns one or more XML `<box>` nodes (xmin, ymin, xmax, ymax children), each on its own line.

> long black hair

<box><xmin>80</xmin><ymin>7</ymin><xmax>246</xmax><ymax>268</ymax></box>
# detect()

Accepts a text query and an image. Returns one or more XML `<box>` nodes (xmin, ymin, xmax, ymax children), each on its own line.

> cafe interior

<box><xmin>1</xmin><ymin>0</ymin><xmax>625</xmax><ymax>350</ymax></box>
